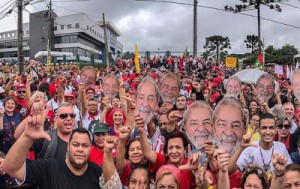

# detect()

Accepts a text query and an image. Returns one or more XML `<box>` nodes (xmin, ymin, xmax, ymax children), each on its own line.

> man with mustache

<box><xmin>256</xmin><ymin>73</ymin><xmax>275</xmax><ymax>107</ymax></box>
<box><xmin>102</xmin><ymin>73</ymin><xmax>119</xmax><ymax>101</ymax></box>
<box><xmin>291</xmin><ymin>68</ymin><xmax>300</xmax><ymax>102</ymax></box>
<box><xmin>213</xmin><ymin>97</ymin><xmax>246</xmax><ymax>155</ymax></box>
<box><xmin>281</xmin><ymin>102</ymin><xmax>298</xmax><ymax>134</ymax></box>
<box><xmin>183</xmin><ymin>101</ymin><xmax>214</xmax><ymax>149</ymax></box>
<box><xmin>159</xmin><ymin>73</ymin><xmax>180</xmax><ymax>103</ymax></box>
<box><xmin>225</xmin><ymin>76</ymin><xmax>241</xmax><ymax>99</ymax></box>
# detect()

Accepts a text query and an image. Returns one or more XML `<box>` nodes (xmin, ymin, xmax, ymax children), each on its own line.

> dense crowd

<box><xmin>0</xmin><ymin>56</ymin><xmax>299</xmax><ymax>189</ymax></box>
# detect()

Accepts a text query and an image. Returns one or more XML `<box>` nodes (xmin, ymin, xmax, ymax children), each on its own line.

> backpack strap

<box><xmin>39</xmin><ymin>129</ymin><xmax>58</xmax><ymax>159</ymax></box>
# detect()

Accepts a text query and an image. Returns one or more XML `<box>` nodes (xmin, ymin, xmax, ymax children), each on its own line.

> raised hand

<box><xmin>27</xmin><ymin>75</ymin><xmax>33</xmax><ymax>83</ymax></box>
<box><xmin>272</xmin><ymin>153</ymin><xmax>287</xmax><ymax>176</ymax></box>
<box><xmin>251</xmin><ymin>84</ymin><xmax>258</xmax><ymax>97</ymax></box>
<box><xmin>200</xmin><ymin>140</ymin><xmax>215</xmax><ymax>161</ymax></box>
<box><xmin>104</xmin><ymin>136</ymin><xmax>119</xmax><ymax>153</ymax></box>
<box><xmin>241</xmin><ymin>128</ymin><xmax>257</xmax><ymax>148</ymax></box>
<box><xmin>179</xmin><ymin>144</ymin><xmax>200</xmax><ymax>171</ymax></box>
<box><xmin>194</xmin><ymin>158</ymin><xmax>213</xmax><ymax>187</ymax></box>
<box><xmin>0</xmin><ymin>108</ymin><xmax>5</xmax><ymax>118</ymax></box>
<box><xmin>192</xmin><ymin>81</ymin><xmax>201</xmax><ymax>92</ymax></box>
<box><xmin>214</xmin><ymin>149</ymin><xmax>230</xmax><ymax>172</ymax></box>
<box><xmin>25</xmin><ymin>102</ymin><xmax>50</xmax><ymax>141</ymax></box>
<box><xmin>119</xmin><ymin>126</ymin><xmax>130</xmax><ymax>142</ymax></box>
<box><xmin>101</xmin><ymin>96</ymin><xmax>110</xmax><ymax>110</ymax></box>
<box><xmin>135</xmin><ymin>114</ymin><xmax>145</xmax><ymax>134</ymax></box>
<box><xmin>168</xmin><ymin>110</ymin><xmax>182</xmax><ymax>122</ymax></box>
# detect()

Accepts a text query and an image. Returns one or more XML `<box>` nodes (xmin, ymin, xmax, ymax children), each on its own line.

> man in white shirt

<box><xmin>236</xmin><ymin>113</ymin><xmax>292</xmax><ymax>174</ymax></box>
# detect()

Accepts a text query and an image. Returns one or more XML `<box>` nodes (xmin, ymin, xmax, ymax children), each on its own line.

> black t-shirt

<box><xmin>32</xmin><ymin>136</ymin><xmax>67</xmax><ymax>160</ymax></box>
<box><xmin>25</xmin><ymin>159</ymin><xmax>102</xmax><ymax>189</ymax></box>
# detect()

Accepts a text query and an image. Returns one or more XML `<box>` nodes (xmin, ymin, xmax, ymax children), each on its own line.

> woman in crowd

<box><xmin>155</xmin><ymin>165</ymin><xmax>181</xmax><ymax>189</ymax></box>
<box><xmin>248</xmin><ymin>100</ymin><xmax>259</xmax><ymax>116</ymax></box>
<box><xmin>116</xmin><ymin>126</ymin><xmax>147</xmax><ymax>186</ymax></box>
<box><xmin>105</xmin><ymin>107</ymin><xmax>127</xmax><ymax>136</ymax></box>
<box><xmin>0</xmin><ymin>97</ymin><xmax>21</xmax><ymax>154</ymax></box>
<box><xmin>240</xmin><ymin>166</ymin><xmax>269</xmax><ymax>189</ymax></box>
<box><xmin>127</xmin><ymin>165</ymin><xmax>150</xmax><ymax>189</ymax></box>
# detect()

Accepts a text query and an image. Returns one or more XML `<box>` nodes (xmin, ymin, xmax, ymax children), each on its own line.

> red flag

<box><xmin>257</xmin><ymin>53</ymin><xmax>264</xmax><ymax>66</ymax></box>
<box><xmin>179</xmin><ymin>47</ymin><xmax>187</xmax><ymax>70</ymax></box>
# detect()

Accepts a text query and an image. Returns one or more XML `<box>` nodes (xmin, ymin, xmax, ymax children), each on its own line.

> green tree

<box><xmin>244</xmin><ymin>35</ymin><xmax>259</xmax><ymax>54</ymax></box>
<box><xmin>204</xmin><ymin>35</ymin><xmax>231</xmax><ymax>61</ymax></box>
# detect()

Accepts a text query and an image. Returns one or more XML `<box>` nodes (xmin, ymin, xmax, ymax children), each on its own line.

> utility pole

<box><xmin>17</xmin><ymin>0</ymin><xmax>24</xmax><ymax>73</ymax></box>
<box><xmin>47</xmin><ymin>0</ymin><xmax>53</xmax><ymax>68</ymax></box>
<box><xmin>257</xmin><ymin>2</ymin><xmax>261</xmax><ymax>54</ymax></box>
<box><xmin>102</xmin><ymin>13</ymin><xmax>109</xmax><ymax>68</ymax></box>
<box><xmin>193</xmin><ymin>0</ymin><xmax>198</xmax><ymax>58</ymax></box>
<box><xmin>224</xmin><ymin>0</ymin><xmax>283</xmax><ymax>55</ymax></box>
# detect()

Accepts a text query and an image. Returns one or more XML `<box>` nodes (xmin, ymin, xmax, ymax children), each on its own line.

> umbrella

<box><xmin>232</xmin><ymin>68</ymin><xmax>265</xmax><ymax>84</ymax></box>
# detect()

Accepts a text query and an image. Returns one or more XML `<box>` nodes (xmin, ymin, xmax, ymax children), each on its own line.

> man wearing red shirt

<box><xmin>89</xmin><ymin>122</ymin><xmax>116</xmax><ymax>166</ymax></box>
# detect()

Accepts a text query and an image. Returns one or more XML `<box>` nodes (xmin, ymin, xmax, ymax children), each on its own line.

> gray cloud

<box><xmin>1</xmin><ymin>0</ymin><xmax>299</xmax><ymax>55</ymax></box>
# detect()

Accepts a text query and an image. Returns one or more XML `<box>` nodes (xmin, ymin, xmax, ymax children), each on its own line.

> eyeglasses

<box><xmin>17</xmin><ymin>91</ymin><xmax>26</xmax><ymax>94</ymax></box>
<box><xmin>58</xmin><ymin>113</ymin><xmax>76</xmax><ymax>119</ymax></box>
<box><xmin>277</xmin><ymin>124</ymin><xmax>291</xmax><ymax>130</ymax></box>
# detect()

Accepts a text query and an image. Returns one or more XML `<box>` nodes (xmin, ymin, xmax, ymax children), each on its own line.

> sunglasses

<box><xmin>58</xmin><ymin>113</ymin><xmax>76</xmax><ymax>119</ymax></box>
<box><xmin>277</xmin><ymin>124</ymin><xmax>291</xmax><ymax>130</ymax></box>
<box><xmin>17</xmin><ymin>91</ymin><xmax>26</xmax><ymax>94</ymax></box>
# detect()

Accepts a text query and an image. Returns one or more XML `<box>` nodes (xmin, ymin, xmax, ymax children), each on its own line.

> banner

<box><xmin>274</xmin><ymin>65</ymin><xmax>283</xmax><ymax>75</ymax></box>
<box><xmin>225</xmin><ymin>57</ymin><xmax>237</xmax><ymax>68</ymax></box>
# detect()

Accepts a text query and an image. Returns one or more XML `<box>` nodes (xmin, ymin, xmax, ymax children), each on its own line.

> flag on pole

<box><xmin>179</xmin><ymin>47</ymin><xmax>188</xmax><ymax>71</ymax></box>
<box><xmin>254</xmin><ymin>53</ymin><xmax>264</xmax><ymax>70</ymax></box>
<box><xmin>134</xmin><ymin>43</ymin><xmax>140</xmax><ymax>73</ymax></box>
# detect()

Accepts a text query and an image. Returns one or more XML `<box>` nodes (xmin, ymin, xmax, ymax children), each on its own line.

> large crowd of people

<box><xmin>0</xmin><ymin>56</ymin><xmax>299</xmax><ymax>189</ymax></box>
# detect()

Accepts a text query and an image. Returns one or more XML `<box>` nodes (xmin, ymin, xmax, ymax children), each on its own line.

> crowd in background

<box><xmin>0</xmin><ymin>56</ymin><xmax>299</xmax><ymax>189</ymax></box>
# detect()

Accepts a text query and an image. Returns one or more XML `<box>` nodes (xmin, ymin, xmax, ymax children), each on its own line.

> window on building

<box><xmin>2</xmin><ymin>34</ymin><xmax>5</xmax><ymax>38</ymax></box>
<box><xmin>7</xmin><ymin>33</ymin><xmax>10</xmax><ymax>38</ymax></box>
<box><xmin>87</xmin><ymin>25</ymin><xmax>89</xmax><ymax>30</ymax></box>
<box><xmin>41</xmin><ymin>25</ymin><xmax>46</xmax><ymax>30</ymax></box>
<box><xmin>67</xmin><ymin>24</ymin><xmax>72</xmax><ymax>29</ymax></box>
<box><xmin>12</xmin><ymin>33</ymin><xmax>15</xmax><ymax>37</ymax></box>
<box><xmin>75</xmin><ymin>23</ymin><xmax>79</xmax><ymax>28</ymax></box>
<box><xmin>54</xmin><ymin>26</ymin><xmax>57</xmax><ymax>31</ymax></box>
<box><xmin>61</xmin><ymin>25</ymin><xmax>64</xmax><ymax>30</ymax></box>
<box><xmin>0</xmin><ymin>35</ymin><xmax>2</xmax><ymax>39</ymax></box>
<box><xmin>41</xmin><ymin>37</ymin><xmax>45</xmax><ymax>42</ymax></box>
<box><xmin>26</xmin><ymin>30</ymin><xmax>29</xmax><ymax>35</ymax></box>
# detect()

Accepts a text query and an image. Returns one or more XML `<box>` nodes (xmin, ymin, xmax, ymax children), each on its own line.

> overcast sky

<box><xmin>1</xmin><ymin>0</ymin><xmax>300</xmax><ymax>55</ymax></box>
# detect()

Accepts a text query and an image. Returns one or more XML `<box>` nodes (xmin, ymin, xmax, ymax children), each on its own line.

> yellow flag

<box><xmin>135</xmin><ymin>43</ymin><xmax>140</xmax><ymax>73</ymax></box>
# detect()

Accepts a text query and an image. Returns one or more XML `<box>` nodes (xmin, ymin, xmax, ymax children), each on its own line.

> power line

<box><xmin>135</xmin><ymin>0</ymin><xmax>300</xmax><ymax>30</ymax></box>
<box><xmin>279</xmin><ymin>1</ymin><xmax>300</xmax><ymax>10</ymax></box>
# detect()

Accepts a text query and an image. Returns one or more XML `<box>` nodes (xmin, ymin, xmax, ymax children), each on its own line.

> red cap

<box><xmin>212</xmin><ymin>82</ymin><xmax>218</xmax><ymax>88</ymax></box>
<box><xmin>16</xmin><ymin>83</ymin><xmax>26</xmax><ymax>90</ymax></box>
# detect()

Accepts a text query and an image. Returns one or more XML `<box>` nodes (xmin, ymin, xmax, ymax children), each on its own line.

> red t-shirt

<box><xmin>49</xmin><ymin>83</ymin><xmax>57</xmax><ymax>98</ymax></box>
<box><xmin>12</xmin><ymin>94</ymin><xmax>28</xmax><ymax>119</ymax></box>
<box><xmin>149</xmin><ymin>153</ymin><xmax>196</xmax><ymax>189</ymax></box>
<box><xmin>89</xmin><ymin>146</ymin><xmax>116</xmax><ymax>166</ymax></box>
<box><xmin>120</xmin><ymin>161</ymin><xmax>131</xmax><ymax>186</ymax></box>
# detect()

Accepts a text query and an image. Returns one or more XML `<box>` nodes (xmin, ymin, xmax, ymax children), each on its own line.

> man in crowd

<box><xmin>256</xmin><ymin>73</ymin><xmax>275</xmax><ymax>107</ymax></box>
<box><xmin>159</xmin><ymin>73</ymin><xmax>180</xmax><ymax>103</ymax></box>
<box><xmin>281</xmin><ymin>102</ymin><xmax>298</xmax><ymax>134</ymax></box>
<box><xmin>175</xmin><ymin>95</ymin><xmax>187</xmax><ymax>117</ymax></box>
<box><xmin>236</xmin><ymin>113</ymin><xmax>292</xmax><ymax>174</ymax></box>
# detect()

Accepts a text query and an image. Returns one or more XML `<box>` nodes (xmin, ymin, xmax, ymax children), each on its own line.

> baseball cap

<box><xmin>93</xmin><ymin>122</ymin><xmax>110</xmax><ymax>134</ymax></box>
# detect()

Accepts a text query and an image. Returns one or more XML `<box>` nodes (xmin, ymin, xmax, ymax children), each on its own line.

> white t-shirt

<box><xmin>237</xmin><ymin>141</ymin><xmax>292</xmax><ymax>174</ymax></box>
<box><xmin>81</xmin><ymin>112</ymin><xmax>100</xmax><ymax>131</ymax></box>
<box><xmin>151</xmin><ymin>129</ymin><xmax>165</xmax><ymax>153</ymax></box>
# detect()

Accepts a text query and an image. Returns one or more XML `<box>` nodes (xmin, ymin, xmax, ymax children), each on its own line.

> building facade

<box><xmin>0</xmin><ymin>10</ymin><xmax>123</xmax><ymax>64</ymax></box>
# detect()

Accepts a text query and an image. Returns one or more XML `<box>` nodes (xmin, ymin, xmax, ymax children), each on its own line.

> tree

<box><xmin>244</xmin><ymin>35</ymin><xmax>259</xmax><ymax>54</ymax></box>
<box><xmin>204</xmin><ymin>35</ymin><xmax>231</xmax><ymax>61</ymax></box>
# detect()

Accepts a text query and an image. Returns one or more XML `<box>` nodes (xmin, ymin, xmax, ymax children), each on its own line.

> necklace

<box><xmin>259</xmin><ymin>143</ymin><xmax>274</xmax><ymax>172</ymax></box>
